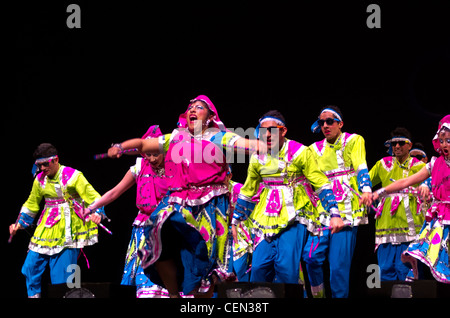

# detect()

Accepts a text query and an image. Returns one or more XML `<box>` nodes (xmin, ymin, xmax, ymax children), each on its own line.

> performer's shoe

<box><xmin>189</xmin><ymin>273</ymin><xmax>219</xmax><ymax>298</ymax></box>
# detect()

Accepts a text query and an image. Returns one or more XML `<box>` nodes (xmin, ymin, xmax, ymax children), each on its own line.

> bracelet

<box><xmin>231</xmin><ymin>218</ymin><xmax>240</xmax><ymax>226</ymax></box>
<box><xmin>329</xmin><ymin>207</ymin><xmax>341</xmax><ymax>218</ymax></box>
<box><xmin>375</xmin><ymin>187</ymin><xmax>387</xmax><ymax>197</ymax></box>
<box><xmin>111</xmin><ymin>143</ymin><xmax>124</xmax><ymax>151</ymax></box>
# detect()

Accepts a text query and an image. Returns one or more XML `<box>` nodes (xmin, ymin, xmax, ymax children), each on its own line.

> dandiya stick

<box><xmin>97</xmin><ymin>222</ymin><xmax>113</xmax><ymax>235</ymax></box>
<box><xmin>93</xmin><ymin>148</ymin><xmax>138</xmax><ymax>160</ymax></box>
<box><xmin>342</xmin><ymin>182</ymin><xmax>382</xmax><ymax>218</ymax></box>
<box><xmin>8</xmin><ymin>213</ymin><xmax>21</xmax><ymax>243</ymax></box>
<box><xmin>82</xmin><ymin>200</ymin><xmax>113</xmax><ymax>235</ymax></box>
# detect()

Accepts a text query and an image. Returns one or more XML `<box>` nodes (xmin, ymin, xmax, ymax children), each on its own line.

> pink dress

<box><xmin>402</xmin><ymin>115</ymin><xmax>450</xmax><ymax>283</ymax></box>
<box><xmin>138</xmin><ymin>95</ymin><xmax>242</xmax><ymax>295</ymax></box>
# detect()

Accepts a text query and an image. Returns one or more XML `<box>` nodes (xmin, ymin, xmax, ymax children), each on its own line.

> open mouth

<box><xmin>189</xmin><ymin>115</ymin><xmax>198</xmax><ymax>121</ymax></box>
<box><xmin>443</xmin><ymin>148</ymin><xmax>449</xmax><ymax>156</ymax></box>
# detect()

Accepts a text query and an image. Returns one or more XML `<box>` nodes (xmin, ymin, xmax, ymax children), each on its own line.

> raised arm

<box><xmin>371</xmin><ymin>166</ymin><xmax>430</xmax><ymax>202</ymax></box>
<box><xmin>88</xmin><ymin>170</ymin><xmax>136</xmax><ymax>212</ymax></box>
<box><xmin>234</xmin><ymin>137</ymin><xmax>267</xmax><ymax>155</ymax></box>
<box><xmin>108</xmin><ymin>138</ymin><xmax>161</xmax><ymax>158</ymax></box>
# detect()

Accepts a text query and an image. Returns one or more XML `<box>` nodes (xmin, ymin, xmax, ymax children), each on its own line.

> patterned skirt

<box><xmin>402</xmin><ymin>220</ymin><xmax>450</xmax><ymax>283</ymax></box>
<box><xmin>138</xmin><ymin>193</ymin><xmax>230</xmax><ymax>294</ymax></box>
<box><xmin>122</xmin><ymin>226</ymin><xmax>169</xmax><ymax>297</ymax></box>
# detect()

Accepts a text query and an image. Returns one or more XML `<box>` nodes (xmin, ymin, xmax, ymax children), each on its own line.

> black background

<box><xmin>4</xmin><ymin>0</ymin><xmax>449</xmax><ymax>298</ymax></box>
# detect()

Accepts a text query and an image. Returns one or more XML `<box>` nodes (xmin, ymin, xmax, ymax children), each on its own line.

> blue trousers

<box><xmin>250</xmin><ymin>222</ymin><xmax>308</xmax><ymax>284</ymax></box>
<box><xmin>377</xmin><ymin>242</ymin><xmax>411</xmax><ymax>281</ymax></box>
<box><xmin>229</xmin><ymin>251</ymin><xmax>251</xmax><ymax>282</ymax></box>
<box><xmin>21</xmin><ymin>248</ymin><xmax>80</xmax><ymax>297</ymax></box>
<box><xmin>303</xmin><ymin>227</ymin><xmax>358</xmax><ymax>298</ymax></box>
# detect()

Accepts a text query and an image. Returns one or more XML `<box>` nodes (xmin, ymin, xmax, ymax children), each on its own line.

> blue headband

<box><xmin>31</xmin><ymin>155</ymin><xmax>58</xmax><ymax>177</ymax></box>
<box><xmin>311</xmin><ymin>108</ymin><xmax>343</xmax><ymax>133</ymax></box>
<box><xmin>254</xmin><ymin>116</ymin><xmax>286</xmax><ymax>138</ymax></box>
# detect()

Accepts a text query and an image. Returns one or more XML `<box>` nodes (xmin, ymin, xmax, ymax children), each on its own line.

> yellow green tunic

<box><xmin>310</xmin><ymin>132</ymin><xmax>372</xmax><ymax>227</ymax></box>
<box><xmin>369</xmin><ymin>156</ymin><xmax>426</xmax><ymax>245</ymax></box>
<box><xmin>19</xmin><ymin>165</ymin><xmax>101</xmax><ymax>255</ymax></box>
<box><xmin>238</xmin><ymin>139</ymin><xmax>333</xmax><ymax>241</ymax></box>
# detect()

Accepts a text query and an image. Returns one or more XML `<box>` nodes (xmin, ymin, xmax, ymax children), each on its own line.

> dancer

<box><xmin>107</xmin><ymin>95</ymin><xmax>265</xmax><ymax>297</ymax></box>
<box><xmin>303</xmin><ymin>105</ymin><xmax>372</xmax><ymax>298</ymax></box>
<box><xmin>369</xmin><ymin>127</ymin><xmax>426</xmax><ymax>281</ymax></box>
<box><xmin>232</xmin><ymin>110</ymin><xmax>339</xmax><ymax>286</ymax></box>
<box><xmin>84</xmin><ymin>125</ymin><xmax>171</xmax><ymax>298</ymax></box>
<box><xmin>371</xmin><ymin>115</ymin><xmax>450</xmax><ymax>283</ymax></box>
<box><xmin>9</xmin><ymin>143</ymin><xmax>104</xmax><ymax>298</ymax></box>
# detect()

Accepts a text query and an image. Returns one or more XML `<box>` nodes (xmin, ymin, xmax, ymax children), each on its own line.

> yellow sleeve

<box><xmin>369</xmin><ymin>160</ymin><xmax>382</xmax><ymax>188</ymax></box>
<box><xmin>158</xmin><ymin>133</ymin><xmax>172</xmax><ymax>153</ymax></box>
<box><xmin>297</xmin><ymin>147</ymin><xmax>331</xmax><ymax>191</ymax></box>
<box><xmin>71</xmin><ymin>172</ymin><xmax>101</xmax><ymax>205</ymax></box>
<box><xmin>21</xmin><ymin>178</ymin><xmax>43</xmax><ymax>217</ymax></box>
<box><xmin>239</xmin><ymin>155</ymin><xmax>262</xmax><ymax>199</ymax></box>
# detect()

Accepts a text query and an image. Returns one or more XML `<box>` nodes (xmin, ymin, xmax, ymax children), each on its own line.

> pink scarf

<box><xmin>177</xmin><ymin>95</ymin><xmax>226</xmax><ymax>132</ymax></box>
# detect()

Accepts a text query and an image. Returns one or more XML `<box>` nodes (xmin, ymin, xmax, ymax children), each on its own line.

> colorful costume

<box><xmin>120</xmin><ymin>125</ymin><xmax>171</xmax><ymax>298</ymax></box>
<box><xmin>402</xmin><ymin>115</ymin><xmax>450</xmax><ymax>283</ymax></box>
<box><xmin>234</xmin><ymin>137</ymin><xmax>338</xmax><ymax>284</ymax></box>
<box><xmin>228</xmin><ymin>180</ymin><xmax>263</xmax><ymax>282</ymax></box>
<box><xmin>19</xmin><ymin>164</ymin><xmax>103</xmax><ymax>297</ymax></box>
<box><xmin>303</xmin><ymin>130</ymin><xmax>372</xmax><ymax>298</ymax></box>
<box><xmin>369</xmin><ymin>153</ymin><xmax>425</xmax><ymax>281</ymax></box>
<box><xmin>139</xmin><ymin>95</ymin><xmax>240</xmax><ymax>295</ymax></box>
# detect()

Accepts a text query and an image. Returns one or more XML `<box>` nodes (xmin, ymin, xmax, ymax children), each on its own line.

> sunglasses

<box><xmin>35</xmin><ymin>158</ymin><xmax>54</xmax><ymax>168</ymax></box>
<box><xmin>318</xmin><ymin>118</ymin><xmax>340</xmax><ymax>127</ymax></box>
<box><xmin>411</xmin><ymin>154</ymin><xmax>424</xmax><ymax>160</ymax></box>
<box><xmin>392</xmin><ymin>140</ymin><xmax>410</xmax><ymax>147</ymax></box>
<box><xmin>260</xmin><ymin>126</ymin><xmax>285</xmax><ymax>134</ymax></box>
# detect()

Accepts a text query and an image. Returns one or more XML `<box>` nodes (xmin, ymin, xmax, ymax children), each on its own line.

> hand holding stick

<box><xmin>8</xmin><ymin>213</ymin><xmax>22</xmax><ymax>243</ymax></box>
<box><xmin>94</xmin><ymin>148</ymin><xmax>138</xmax><ymax>160</ymax></box>
<box><xmin>343</xmin><ymin>183</ymin><xmax>382</xmax><ymax>218</ymax></box>
<box><xmin>82</xmin><ymin>201</ymin><xmax>113</xmax><ymax>235</ymax></box>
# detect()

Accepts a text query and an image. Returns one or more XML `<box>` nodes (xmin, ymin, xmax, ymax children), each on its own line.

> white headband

<box><xmin>320</xmin><ymin>108</ymin><xmax>342</xmax><ymax>122</ymax></box>
<box><xmin>259</xmin><ymin>117</ymin><xmax>285</xmax><ymax>127</ymax></box>
<box><xmin>410</xmin><ymin>148</ymin><xmax>426</xmax><ymax>158</ymax></box>
<box><xmin>35</xmin><ymin>155</ymin><xmax>58</xmax><ymax>164</ymax></box>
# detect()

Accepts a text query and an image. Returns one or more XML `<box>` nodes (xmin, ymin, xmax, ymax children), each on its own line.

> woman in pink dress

<box><xmin>85</xmin><ymin>125</ymin><xmax>171</xmax><ymax>297</ymax></box>
<box><xmin>107</xmin><ymin>95</ymin><xmax>265</xmax><ymax>297</ymax></box>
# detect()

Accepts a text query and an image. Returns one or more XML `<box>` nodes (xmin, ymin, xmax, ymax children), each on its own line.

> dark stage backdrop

<box><xmin>4</xmin><ymin>1</ymin><xmax>449</xmax><ymax>298</ymax></box>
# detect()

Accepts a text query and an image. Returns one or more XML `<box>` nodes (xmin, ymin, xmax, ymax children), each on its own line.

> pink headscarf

<box><xmin>432</xmin><ymin>115</ymin><xmax>450</xmax><ymax>154</ymax></box>
<box><xmin>142</xmin><ymin>124</ymin><xmax>163</xmax><ymax>140</ymax></box>
<box><xmin>177</xmin><ymin>95</ymin><xmax>226</xmax><ymax>132</ymax></box>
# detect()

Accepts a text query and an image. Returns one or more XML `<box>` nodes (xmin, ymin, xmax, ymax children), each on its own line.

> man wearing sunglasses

<box><xmin>232</xmin><ymin>110</ymin><xmax>339</xmax><ymax>286</ymax></box>
<box><xmin>304</xmin><ymin>105</ymin><xmax>372</xmax><ymax>298</ymax></box>
<box><xmin>409</xmin><ymin>142</ymin><xmax>428</xmax><ymax>163</ymax></box>
<box><xmin>9</xmin><ymin>143</ymin><xmax>104</xmax><ymax>297</ymax></box>
<box><xmin>369</xmin><ymin>127</ymin><xmax>426</xmax><ymax>282</ymax></box>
